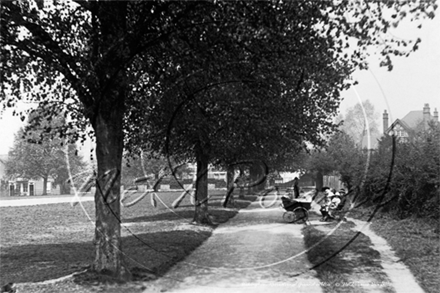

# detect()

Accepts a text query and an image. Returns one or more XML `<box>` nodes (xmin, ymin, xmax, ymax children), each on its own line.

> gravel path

<box><xmin>144</xmin><ymin>197</ymin><xmax>427</xmax><ymax>293</ymax></box>
<box><xmin>147</xmin><ymin>197</ymin><xmax>323</xmax><ymax>293</ymax></box>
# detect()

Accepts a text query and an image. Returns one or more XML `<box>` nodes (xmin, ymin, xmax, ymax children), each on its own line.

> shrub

<box><xmin>360</xmin><ymin>123</ymin><xmax>440</xmax><ymax>219</ymax></box>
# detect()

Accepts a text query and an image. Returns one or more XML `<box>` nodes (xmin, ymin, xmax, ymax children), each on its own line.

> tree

<box><xmin>302</xmin><ymin>148</ymin><xmax>336</xmax><ymax>190</ymax></box>
<box><xmin>2</xmin><ymin>1</ymin><xmax>216</xmax><ymax>279</ymax></box>
<box><xmin>134</xmin><ymin>1</ymin><xmax>356</xmax><ymax>222</ymax></box>
<box><xmin>327</xmin><ymin>131</ymin><xmax>366</xmax><ymax>190</ymax></box>
<box><xmin>362</xmin><ymin>122</ymin><xmax>440</xmax><ymax>219</ymax></box>
<box><xmin>302</xmin><ymin>131</ymin><xmax>367</xmax><ymax>190</ymax></box>
<box><xmin>1</xmin><ymin>0</ymin><xmax>436</xmax><ymax>280</ymax></box>
<box><xmin>6</xmin><ymin>128</ymin><xmax>86</xmax><ymax>195</ymax></box>
<box><xmin>121</xmin><ymin>155</ymin><xmax>165</xmax><ymax>187</ymax></box>
<box><xmin>340</xmin><ymin>100</ymin><xmax>381</xmax><ymax>149</ymax></box>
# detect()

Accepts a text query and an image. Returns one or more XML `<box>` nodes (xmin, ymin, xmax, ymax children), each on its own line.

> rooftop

<box><xmin>401</xmin><ymin>110</ymin><xmax>424</xmax><ymax>129</ymax></box>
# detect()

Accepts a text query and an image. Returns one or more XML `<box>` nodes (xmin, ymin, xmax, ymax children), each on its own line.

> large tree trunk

<box><xmin>89</xmin><ymin>2</ymin><xmax>130</xmax><ymax>280</ymax></box>
<box><xmin>92</xmin><ymin>106</ymin><xmax>128</xmax><ymax>280</ymax></box>
<box><xmin>193</xmin><ymin>142</ymin><xmax>212</xmax><ymax>225</ymax></box>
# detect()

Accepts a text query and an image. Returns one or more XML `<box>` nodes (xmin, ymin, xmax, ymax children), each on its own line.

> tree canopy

<box><xmin>124</xmin><ymin>1</ymin><xmax>368</xmax><ymax>213</ymax></box>
<box><xmin>1</xmin><ymin>0</ymin><xmax>436</xmax><ymax>280</ymax></box>
<box><xmin>340</xmin><ymin>100</ymin><xmax>381</xmax><ymax>148</ymax></box>
<box><xmin>6</xmin><ymin>127</ymin><xmax>86</xmax><ymax>195</ymax></box>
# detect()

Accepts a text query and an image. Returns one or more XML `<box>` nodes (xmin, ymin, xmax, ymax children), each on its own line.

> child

<box><xmin>319</xmin><ymin>188</ymin><xmax>333</xmax><ymax>221</ymax></box>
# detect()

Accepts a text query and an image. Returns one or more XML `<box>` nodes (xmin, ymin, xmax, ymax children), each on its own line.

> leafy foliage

<box><xmin>1</xmin><ymin>0</ymin><xmax>437</xmax><ymax>278</ymax></box>
<box><xmin>327</xmin><ymin>131</ymin><xmax>368</xmax><ymax>190</ymax></box>
<box><xmin>340</xmin><ymin>100</ymin><xmax>381</xmax><ymax>148</ymax></box>
<box><xmin>121</xmin><ymin>154</ymin><xmax>191</xmax><ymax>188</ymax></box>
<box><xmin>303</xmin><ymin>121</ymin><xmax>440</xmax><ymax>220</ymax></box>
<box><xmin>303</xmin><ymin>130</ymin><xmax>366</xmax><ymax>190</ymax></box>
<box><xmin>129</xmin><ymin>1</ymin><xmax>356</xmax><ymax>176</ymax></box>
<box><xmin>6</xmin><ymin>128</ymin><xmax>86</xmax><ymax>195</ymax></box>
<box><xmin>362</xmin><ymin>123</ymin><xmax>440</xmax><ymax>219</ymax></box>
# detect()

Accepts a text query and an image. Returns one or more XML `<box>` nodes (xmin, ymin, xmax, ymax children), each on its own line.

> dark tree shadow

<box><xmin>0</xmin><ymin>230</ymin><xmax>211</xmax><ymax>284</ymax></box>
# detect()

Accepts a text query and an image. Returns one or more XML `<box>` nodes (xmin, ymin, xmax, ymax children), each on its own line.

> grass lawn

<box><xmin>0</xmin><ymin>190</ymin><xmax>254</xmax><ymax>291</ymax></box>
<box><xmin>350</xmin><ymin>209</ymin><xmax>440</xmax><ymax>293</ymax></box>
<box><xmin>302</xmin><ymin>213</ymin><xmax>393</xmax><ymax>293</ymax></box>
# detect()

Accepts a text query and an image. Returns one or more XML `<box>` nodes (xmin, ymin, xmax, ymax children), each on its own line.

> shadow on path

<box><xmin>148</xmin><ymin>200</ymin><xmax>323</xmax><ymax>293</ymax></box>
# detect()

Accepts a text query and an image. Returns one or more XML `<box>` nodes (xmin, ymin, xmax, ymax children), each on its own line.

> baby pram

<box><xmin>281</xmin><ymin>196</ymin><xmax>312</xmax><ymax>224</ymax></box>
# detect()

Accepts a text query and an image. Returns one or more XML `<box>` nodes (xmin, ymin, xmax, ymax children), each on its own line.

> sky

<box><xmin>1</xmin><ymin>11</ymin><xmax>439</xmax><ymax>156</ymax></box>
<box><xmin>339</xmin><ymin>13</ymin><xmax>440</xmax><ymax>128</ymax></box>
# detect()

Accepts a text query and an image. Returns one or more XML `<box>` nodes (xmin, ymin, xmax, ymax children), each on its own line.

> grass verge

<box><xmin>0</xmin><ymin>191</ymin><xmax>255</xmax><ymax>292</ymax></box>
<box><xmin>303</xmin><ymin>215</ymin><xmax>393</xmax><ymax>293</ymax></box>
<box><xmin>350</xmin><ymin>208</ymin><xmax>440</xmax><ymax>293</ymax></box>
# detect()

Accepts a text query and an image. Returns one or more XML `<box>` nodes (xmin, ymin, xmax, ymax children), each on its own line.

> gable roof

<box><xmin>385</xmin><ymin>118</ymin><xmax>412</xmax><ymax>134</ymax></box>
<box><xmin>401</xmin><ymin>110</ymin><xmax>424</xmax><ymax>129</ymax></box>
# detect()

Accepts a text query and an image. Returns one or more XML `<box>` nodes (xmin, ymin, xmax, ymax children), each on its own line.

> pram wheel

<box><xmin>283</xmin><ymin>208</ymin><xmax>308</xmax><ymax>224</ymax></box>
<box><xmin>283</xmin><ymin>211</ymin><xmax>295</xmax><ymax>223</ymax></box>
<box><xmin>292</xmin><ymin>207</ymin><xmax>308</xmax><ymax>224</ymax></box>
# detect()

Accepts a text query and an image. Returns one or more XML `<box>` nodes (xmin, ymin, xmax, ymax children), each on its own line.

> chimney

<box><xmin>383</xmin><ymin>110</ymin><xmax>389</xmax><ymax>134</ymax></box>
<box><xmin>434</xmin><ymin>108</ymin><xmax>438</xmax><ymax>122</ymax></box>
<box><xmin>423</xmin><ymin>103</ymin><xmax>431</xmax><ymax>121</ymax></box>
<box><xmin>423</xmin><ymin>104</ymin><xmax>431</xmax><ymax>130</ymax></box>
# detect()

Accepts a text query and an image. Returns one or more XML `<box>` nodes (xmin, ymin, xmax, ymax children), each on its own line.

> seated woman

<box><xmin>327</xmin><ymin>192</ymin><xmax>342</xmax><ymax>219</ymax></box>
<box><xmin>319</xmin><ymin>188</ymin><xmax>344</xmax><ymax>221</ymax></box>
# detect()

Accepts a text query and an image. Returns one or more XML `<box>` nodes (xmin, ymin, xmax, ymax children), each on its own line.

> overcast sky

<box><xmin>1</xmin><ymin>13</ymin><xmax>439</xmax><ymax>156</ymax></box>
<box><xmin>339</xmin><ymin>13</ymin><xmax>440</xmax><ymax>125</ymax></box>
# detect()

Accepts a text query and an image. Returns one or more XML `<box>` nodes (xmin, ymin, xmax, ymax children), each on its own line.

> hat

<box><xmin>326</xmin><ymin>190</ymin><xmax>335</xmax><ymax>197</ymax></box>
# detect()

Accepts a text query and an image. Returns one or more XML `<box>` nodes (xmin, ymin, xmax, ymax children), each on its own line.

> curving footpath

<box><xmin>145</xmin><ymin>195</ymin><xmax>426</xmax><ymax>293</ymax></box>
<box><xmin>147</xmin><ymin>197</ymin><xmax>323</xmax><ymax>293</ymax></box>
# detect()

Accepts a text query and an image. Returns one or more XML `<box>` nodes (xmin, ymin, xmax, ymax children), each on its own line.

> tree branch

<box><xmin>72</xmin><ymin>0</ymin><xmax>93</xmax><ymax>12</ymax></box>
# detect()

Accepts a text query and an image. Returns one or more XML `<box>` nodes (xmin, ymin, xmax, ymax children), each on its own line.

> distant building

<box><xmin>383</xmin><ymin>103</ymin><xmax>439</xmax><ymax>142</ymax></box>
<box><xmin>182</xmin><ymin>163</ymin><xmax>227</xmax><ymax>181</ymax></box>
<box><xmin>0</xmin><ymin>154</ymin><xmax>60</xmax><ymax>196</ymax></box>
<box><xmin>279</xmin><ymin>171</ymin><xmax>300</xmax><ymax>183</ymax></box>
<box><xmin>6</xmin><ymin>177</ymin><xmax>59</xmax><ymax>196</ymax></box>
